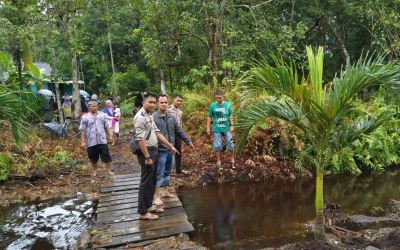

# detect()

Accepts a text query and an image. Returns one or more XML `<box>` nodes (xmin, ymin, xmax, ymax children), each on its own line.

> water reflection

<box><xmin>0</xmin><ymin>197</ymin><xmax>94</xmax><ymax>249</ymax></box>
<box><xmin>178</xmin><ymin>168</ymin><xmax>400</xmax><ymax>249</ymax></box>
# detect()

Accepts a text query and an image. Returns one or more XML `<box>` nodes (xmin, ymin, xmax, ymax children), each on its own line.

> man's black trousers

<box><xmin>137</xmin><ymin>148</ymin><xmax>158</xmax><ymax>215</ymax></box>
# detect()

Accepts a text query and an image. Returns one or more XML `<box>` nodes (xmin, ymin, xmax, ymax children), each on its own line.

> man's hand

<box><xmin>81</xmin><ymin>141</ymin><xmax>86</xmax><ymax>148</ymax></box>
<box><xmin>190</xmin><ymin>144</ymin><xmax>196</xmax><ymax>150</ymax></box>
<box><xmin>169</xmin><ymin>146</ymin><xmax>179</xmax><ymax>154</ymax></box>
<box><xmin>206</xmin><ymin>127</ymin><xmax>211</xmax><ymax>136</ymax></box>
<box><xmin>230</xmin><ymin>126</ymin><xmax>234</xmax><ymax>133</ymax></box>
<box><xmin>145</xmin><ymin>158</ymin><xmax>153</xmax><ymax>166</ymax></box>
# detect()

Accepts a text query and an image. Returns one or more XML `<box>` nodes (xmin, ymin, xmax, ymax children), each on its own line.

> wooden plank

<box><xmin>97</xmin><ymin>197</ymin><xmax>180</xmax><ymax>213</ymax></box>
<box><xmin>102</xmin><ymin>180</ymin><xmax>140</xmax><ymax>188</ymax></box>
<box><xmin>109</xmin><ymin>214</ymin><xmax>190</xmax><ymax>236</ymax></box>
<box><xmin>96</xmin><ymin>207</ymin><xmax>186</xmax><ymax>225</ymax></box>
<box><xmin>99</xmin><ymin>187</ymin><xmax>176</xmax><ymax>198</ymax></box>
<box><xmin>98</xmin><ymin>197</ymin><xmax>138</xmax><ymax>208</ymax></box>
<box><xmin>99</xmin><ymin>193</ymin><xmax>138</xmax><ymax>203</ymax></box>
<box><xmin>101</xmin><ymin>185</ymin><xmax>140</xmax><ymax>193</ymax></box>
<box><xmin>113</xmin><ymin>174</ymin><xmax>141</xmax><ymax>180</ymax></box>
<box><xmin>97</xmin><ymin>223</ymin><xmax>194</xmax><ymax>248</ymax></box>
<box><xmin>100</xmin><ymin>189</ymin><xmax>137</xmax><ymax>198</ymax></box>
<box><xmin>97</xmin><ymin>201</ymin><xmax>182</xmax><ymax>219</ymax></box>
<box><xmin>99</xmin><ymin>189</ymin><xmax>177</xmax><ymax>204</ymax></box>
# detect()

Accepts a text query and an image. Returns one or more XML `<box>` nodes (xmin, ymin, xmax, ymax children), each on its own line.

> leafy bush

<box><xmin>113</xmin><ymin>67</ymin><xmax>150</xmax><ymax>99</ymax></box>
<box><xmin>0</xmin><ymin>152</ymin><xmax>14</xmax><ymax>181</ymax></box>
<box><xmin>120</xmin><ymin>101</ymin><xmax>134</xmax><ymax>117</ymax></box>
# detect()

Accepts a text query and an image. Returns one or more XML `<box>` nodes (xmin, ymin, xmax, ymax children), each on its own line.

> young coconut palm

<box><xmin>235</xmin><ymin>46</ymin><xmax>400</xmax><ymax>238</ymax></box>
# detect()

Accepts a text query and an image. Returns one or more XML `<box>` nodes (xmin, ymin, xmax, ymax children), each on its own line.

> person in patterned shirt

<box><xmin>80</xmin><ymin>100</ymin><xmax>114</xmax><ymax>176</ymax></box>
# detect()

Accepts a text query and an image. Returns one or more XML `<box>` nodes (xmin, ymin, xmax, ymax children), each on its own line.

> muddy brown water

<box><xmin>177</xmin><ymin>168</ymin><xmax>400</xmax><ymax>249</ymax></box>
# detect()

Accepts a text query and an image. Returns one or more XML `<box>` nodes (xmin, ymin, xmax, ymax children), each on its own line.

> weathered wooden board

<box><xmin>97</xmin><ymin>200</ymin><xmax>182</xmax><ymax>219</ymax></box>
<box><xmin>97</xmin><ymin>207</ymin><xmax>186</xmax><ymax>225</ymax></box>
<box><xmin>93</xmin><ymin>173</ymin><xmax>194</xmax><ymax>248</ymax></box>
<box><xmin>97</xmin><ymin>197</ymin><xmax>180</xmax><ymax>213</ymax></box>
<box><xmin>102</xmin><ymin>180</ymin><xmax>140</xmax><ymax>188</ymax></box>
<box><xmin>95</xmin><ymin>223</ymin><xmax>194</xmax><ymax>248</ymax></box>
<box><xmin>109</xmin><ymin>213</ymin><xmax>190</xmax><ymax>236</ymax></box>
<box><xmin>101</xmin><ymin>185</ymin><xmax>140</xmax><ymax>193</ymax></box>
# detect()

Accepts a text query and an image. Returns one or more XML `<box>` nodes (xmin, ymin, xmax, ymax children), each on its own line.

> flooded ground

<box><xmin>177</xmin><ymin>168</ymin><xmax>400</xmax><ymax>249</ymax></box>
<box><xmin>0</xmin><ymin>196</ymin><xmax>94</xmax><ymax>249</ymax></box>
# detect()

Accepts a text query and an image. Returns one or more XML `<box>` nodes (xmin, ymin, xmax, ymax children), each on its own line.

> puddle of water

<box><xmin>178</xmin><ymin>168</ymin><xmax>400</xmax><ymax>249</ymax></box>
<box><xmin>0</xmin><ymin>195</ymin><xmax>95</xmax><ymax>249</ymax></box>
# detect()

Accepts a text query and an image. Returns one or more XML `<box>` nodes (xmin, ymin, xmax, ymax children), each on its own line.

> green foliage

<box><xmin>0</xmin><ymin>152</ymin><xmax>14</xmax><ymax>181</ymax></box>
<box><xmin>113</xmin><ymin>67</ymin><xmax>150</xmax><ymax>99</ymax></box>
<box><xmin>50</xmin><ymin>148</ymin><xmax>74</xmax><ymax>166</ymax></box>
<box><xmin>119</xmin><ymin>101</ymin><xmax>133</xmax><ymax>117</ymax></box>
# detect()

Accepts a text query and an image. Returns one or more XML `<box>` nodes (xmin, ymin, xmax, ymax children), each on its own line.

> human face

<box><xmin>143</xmin><ymin>97</ymin><xmax>157</xmax><ymax>113</ymax></box>
<box><xmin>89</xmin><ymin>103</ymin><xmax>98</xmax><ymax>113</ymax></box>
<box><xmin>215</xmin><ymin>94</ymin><xmax>224</xmax><ymax>104</ymax></box>
<box><xmin>158</xmin><ymin>96</ymin><xmax>168</xmax><ymax>112</ymax></box>
<box><xmin>173</xmin><ymin>97</ymin><xmax>183</xmax><ymax>108</ymax></box>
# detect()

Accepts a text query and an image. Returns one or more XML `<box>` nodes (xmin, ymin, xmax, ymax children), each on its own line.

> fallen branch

<box><xmin>25</xmin><ymin>181</ymin><xmax>34</xmax><ymax>187</ymax></box>
<box><xmin>47</xmin><ymin>177</ymin><xmax>54</xmax><ymax>185</ymax></box>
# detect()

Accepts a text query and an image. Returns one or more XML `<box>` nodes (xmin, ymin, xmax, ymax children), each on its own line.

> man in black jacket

<box><xmin>153</xmin><ymin>94</ymin><xmax>195</xmax><ymax>206</ymax></box>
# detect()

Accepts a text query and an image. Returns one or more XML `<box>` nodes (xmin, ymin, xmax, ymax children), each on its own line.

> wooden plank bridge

<box><xmin>91</xmin><ymin>173</ymin><xmax>194</xmax><ymax>248</ymax></box>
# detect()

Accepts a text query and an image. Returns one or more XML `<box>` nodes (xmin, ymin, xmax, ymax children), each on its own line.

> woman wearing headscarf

<box><xmin>103</xmin><ymin>99</ymin><xmax>114</xmax><ymax>128</ymax></box>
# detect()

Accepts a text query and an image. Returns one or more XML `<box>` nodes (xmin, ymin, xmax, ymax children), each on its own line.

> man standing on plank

<box><xmin>133</xmin><ymin>93</ymin><xmax>178</xmax><ymax>220</ymax></box>
<box><xmin>154</xmin><ymin>94</ymin><xmax>195</xmax><ymax>207</ymax></box>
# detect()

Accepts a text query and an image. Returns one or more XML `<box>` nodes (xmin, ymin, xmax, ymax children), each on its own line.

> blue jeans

<box><xmin>213</xmin><ymin>131</ymin><xmax>234</xmax><ymax>151</ymax></box>
<box><xmin>156</xmin><ymin>151</ymin><xmax>173</xmax><ymax>188</ymax></box>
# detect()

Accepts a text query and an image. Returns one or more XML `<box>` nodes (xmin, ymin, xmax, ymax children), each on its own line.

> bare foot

<box><xmin>154</xmin><ymin>197</ymin><xmax>163</xmax><ymax>206</ymax></box>
<box><xmin>139</xmin><ymin>212</ymin><xmax>159</xmax><ymax>220</ymax></box>
<box><xmin>162</xmin><ymin>192</ymin><xmax>176</xmax><ymax>198</ymax></box>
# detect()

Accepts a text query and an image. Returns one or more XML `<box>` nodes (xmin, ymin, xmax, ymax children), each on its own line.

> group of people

<box><xmin>79</xmin><ymin>89</ymin><xmax>235</xmax><ymax>221</ymax></box>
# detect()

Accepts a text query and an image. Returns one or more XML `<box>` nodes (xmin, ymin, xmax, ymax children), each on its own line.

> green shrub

<box><xmin>0</xmin><ymin>152</ymin><xmax>14</xmax><ymax>181</ymax></box>
<box><xmin>120</xmin><ymin>101</ymin><xmax>133</xmax><ymax>117</ymax></box>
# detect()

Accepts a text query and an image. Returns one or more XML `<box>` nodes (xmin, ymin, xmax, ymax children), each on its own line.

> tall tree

<box><xmin>45</xmin><ymin>0</ymin><xmax>86</xmax><ymax>118</ymax></box>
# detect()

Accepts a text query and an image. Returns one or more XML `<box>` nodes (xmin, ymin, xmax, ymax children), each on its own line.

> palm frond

<box><xmin>235</xmin><ymin>98</ymin><xmax>308</xmax><ymax>154</ymax></box>
<box><xmin>331</xmin><ymin>111</ymin><xmax>392</xmax><ymax>150</ymax></box>
<box><xmin>306</xmin><ymin>46</ymin><xmax>324</xmax><ymax>105</ymax></box>
<box><xmin>0</xmin><ymin>88</ymin><xmax>32</xmax><ymax>145</ymax></box>
<box><xmin>327</xmin><ymin>53</ymin><xmax>400</xmax><ymax>122</ymax></box>
<box><xmin>237</xmin><ymin>57</ymin><xmax>309</xmax><ymax>109</ymax></box>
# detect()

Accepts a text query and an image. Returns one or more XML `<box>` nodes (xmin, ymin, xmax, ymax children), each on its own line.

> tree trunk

<box><xmin>50</xmin><ymin>47</ymin><xmax>64</xmax><ymax>124</ymax></box>
<box><xmin>15</xmin><ymin>49</ymin><xmax>23</xmax><ymax>90</ymax></box>
<box><xmin>160</xmin><ymin>70</ymin><xmax>167</xmax><ymax>95</ymax></box>
<box><xmin>105</xmin><ymin>0</ymin><xmax>117</xmax><ymax>95</ymax></box>
<box><xmin>71</xmin><ymin>53</ymin><xmax>81</xmax><ymax>118</ymax></box>
<box><xmin>208</xmin><ymin>22</ymin><xmax>217</xmax><ymax>77</ymax></box>
<box><xmin>332</xmin><ymin>27</ymin><xmax>350</xmax><ymax>70</ymax></box>
<box><xmin>315</xmin><ymin>166</ymin><xmax>325</xmax><ymax>239</ymax></box>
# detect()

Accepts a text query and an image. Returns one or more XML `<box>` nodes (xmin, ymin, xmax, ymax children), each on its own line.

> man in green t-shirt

<box><xmin>206</xmin><ymin>90</ymin><xmax>236</xmax><ymax>169</ymax></box>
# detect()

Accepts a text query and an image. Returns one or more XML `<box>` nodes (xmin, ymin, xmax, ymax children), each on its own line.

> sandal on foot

<box><xmin>230</xmin><ymin>162</ymin><xmax>236</xmax><ymax>170</ymax></box>
<box><xmin>139</xmin><ymin>213</ymin><xmax>159</xmax><ymax>220</ymax></box>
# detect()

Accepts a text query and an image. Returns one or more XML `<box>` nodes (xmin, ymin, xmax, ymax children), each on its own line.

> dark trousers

<box><xmin>174</xmin><ymin>138</ymin><xmax>182</xmax><ymax>174</ymax></box>
<box><xmin>137</xmin><ymin>149</ymin><xmax>158</xmax><ymax>215</ymax></box>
